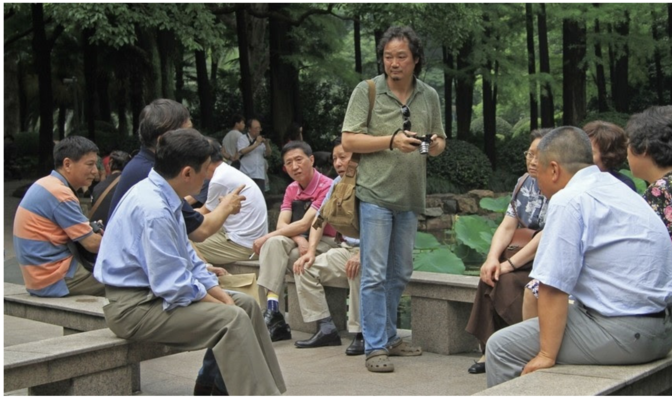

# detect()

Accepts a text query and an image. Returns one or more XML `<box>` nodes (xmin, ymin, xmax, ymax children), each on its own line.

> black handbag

<box><xmin>291</xmin><ymin>200</ymin><xmax>313</xmax><ymax>238</ymax></box>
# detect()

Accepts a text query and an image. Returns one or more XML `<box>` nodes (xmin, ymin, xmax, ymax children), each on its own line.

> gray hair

<box><xmin>537</xmin><ymin>126</ymin><xmax>594</xmax><ymax>174</ymax></box>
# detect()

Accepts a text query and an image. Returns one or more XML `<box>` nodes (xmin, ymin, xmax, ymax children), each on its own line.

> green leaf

<box><xmin>454</xmin><ymin>215</ymin><xmax>496</xmax><ymax>254</ymax></box>
<box><xmin>480</xmin><ymin>195</ymin><xmax>511</xmax><ymax>213</ymax></box>
<box><xmin>619</xmin><ymin>169</ymin><xmax>648</xmax><ymax>195</ymax></box>
<box><xmin>413</xmin><ymin>248</ymin><xmax>466</xmax><ymax>275</ymax></box>
<box><xmin>414</xmin><ymin>231</ymin><xmax>442</xmax><ymax>250</ymax></box>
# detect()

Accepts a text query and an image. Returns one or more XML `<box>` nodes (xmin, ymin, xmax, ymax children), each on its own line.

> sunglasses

<box><xmin>401</xmin><ymin>105</ymin><xmax>411</xmax><ymax>131</ymax></box>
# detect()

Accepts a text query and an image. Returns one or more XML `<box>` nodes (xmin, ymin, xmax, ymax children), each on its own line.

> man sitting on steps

<box><xmin>292</xmin><ymin>137</ymin><xmax>364</xmax><ymax>355</ymax></box>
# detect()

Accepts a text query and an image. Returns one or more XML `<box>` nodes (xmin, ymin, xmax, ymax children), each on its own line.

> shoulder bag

<box><xmin>313</xmin><ymin>79</ymin><xmax>375</xmax><ymax>238</ymax></box>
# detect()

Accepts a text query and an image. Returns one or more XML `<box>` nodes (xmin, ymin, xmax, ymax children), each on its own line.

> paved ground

<box><xmin>3</xmin><ymin>179</ymin><xmax>487</xmax><ymax>396</ymax></box>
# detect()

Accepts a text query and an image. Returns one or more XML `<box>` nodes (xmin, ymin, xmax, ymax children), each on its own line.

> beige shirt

<box><xmin>341</xmin><ymin>74</ymin><xmax>445</xmax><ymax>214</ymax></box>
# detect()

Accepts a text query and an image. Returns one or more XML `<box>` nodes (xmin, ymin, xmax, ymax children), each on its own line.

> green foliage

<box><xmin>71</xmin><ymin>121</ymin><xmax>119</xmax><ymax>153</ymax></box>
<box><xmin>511</xmin><ymin>118</ymin><xmax>543</xmax><ymax>138</ymax></box>
<box><xmin>427</xmin><ymin>140</ymin><xmax>492</xmax><ymax>191</ymax></box>
<box><xmin>619</xmin><ymin>169</ymin><xmax>648</xmax><ymax>195</ymax></box>
<box><xmin>14</xmin><ymin>131</ymin><xmax>40</xmax><ymax>157</ymax></box>
<box><xmin>267</xmin><ymin>141</ymin><xmax>284</xmax><ymax>175</ymax></box>
<box><xmin>488</xmin><ymin>168</ymin><xmax>521</xmax><ymax>193</ymax></box>
<box><xmin>426</xmin><ymin>176</ymin><xmax>462</xmax><ymax>195</ymax></box>
<box><xmin>470</xmin><ymin>116</ymin><xmax>513</xmax><ymax>137</ymax></box>
<box><xmin>496</xmin><ymin>133</ymin><xmax>530</xmax><ymax>176</ymax></box>
<box><xmin>480</xmin><ymin>195</ymin><xmax>511</xmax><ymax>213</ymax></box>
<box><xmin>579</xmin><ymin>111</ymin><xmax>632</xmax><ymax>129</ymax></box>
<box><xmin>413</xmin><ymin>232</ymin><xmax>466</xmax><ymax>275</ymax></box>
<box><xmin>453</xmin><ymin>215</ymin><xmax>497</xmax><ymax>255</ymax></box>
<box><xmin>299</xmin><ymin>79</ymin><xmax>352</xmax><ymax>152</ymax></box>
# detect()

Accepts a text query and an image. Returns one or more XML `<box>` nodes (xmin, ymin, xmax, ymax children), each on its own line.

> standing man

<box><xmin>485</xmin><ymin>127</ymin><xmax>672</xmax><ymax>387</ymax></box>
<box><xmin>14</xmin><ymin>135</ymin><xmax>105</xmax><ymax>297</ymax></box>
<box><xmin>237</xmin><ymin>118</ymin><xmax>271</xmax><ymax>192</ymax></box>
<box><xmin>95</xmin><ymin>129</ymin><xmax>285</xmax><ymax>396</ymax></box>
<box><xmin>341</xmin><ymin>26</ymin><xmax>446</xmax><ymax>373</ymax></box>
<box><xmin>222</xmin><ymin>114</ymin><xmax>245</xmax><ymax>166</ymax></box>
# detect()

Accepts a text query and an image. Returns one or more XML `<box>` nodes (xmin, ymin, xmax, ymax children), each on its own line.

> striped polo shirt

<box><xmin>13</xmin><ymin>171</ymin><xmax>93</xmax><ymax>297</ymax></box>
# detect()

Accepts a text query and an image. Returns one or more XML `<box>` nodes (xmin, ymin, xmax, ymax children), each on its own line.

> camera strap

<box><xmin>88</xmin><ymin>174</ymin><xmax>121</xmax><ymax>220</ymax></box>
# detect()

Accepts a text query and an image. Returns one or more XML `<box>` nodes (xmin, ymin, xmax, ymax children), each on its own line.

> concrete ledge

<box><xmin>472</xmin><ymin>352</ymin><xmax>672</xmax><ymax>396</ymax></box>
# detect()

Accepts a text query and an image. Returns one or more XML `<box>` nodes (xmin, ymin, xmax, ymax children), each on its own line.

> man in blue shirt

<box><xmin>107</xmin><ymin>99</ymin><xmax>234</xmax><ymax>243</ymax></box>
<box><xmin>94</xmin><ymin>129</ymin><xmax>285</xmax><ymax>396</ymax></box>
<box><xmin>485</xmin><ymin>126</ymin><xmax>672</xmax><ymax>387</ymax></box>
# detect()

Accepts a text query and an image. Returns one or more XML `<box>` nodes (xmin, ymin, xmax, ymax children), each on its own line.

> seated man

<box><xmin>253</xmin><ymin>141</ymin><xmax>338</xmax><ymax>341</ymax></box>
<box><xmin>292</xmin><ymin>137</ymin><xmax>363</xmax><ymax>355</ymax></box>
<box><xmin>107</xmin><ymin>99</ymin><xmax>234</xmax><ymax>244</ymax></box>
<box><xmin>185</xmin><ymin>136</ymin><xmax>224</xmax><ymax>209</ymax></box>
<box><xmin>14</xmin><ymin>135</ymin><xmax>105</xmax><ymax>297</ymax></box>
<box><xmin>193</xmin><ymin>141</ymin><xmax>268</xmax><ymax>265</ymax></box>
<box><xmin>486</xmin><ymin>126</ymin><xmax>672</xmax><ymax>388</ymax></box>
<box><xmin>94</xmin><ymin>129</ymin><xmax>286</xmax><ymax>396</ymax></box>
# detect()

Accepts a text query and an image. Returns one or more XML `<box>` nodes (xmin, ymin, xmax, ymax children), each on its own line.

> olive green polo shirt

<box><xmin>342</xmin><ymin>74</ymin><xmax>445</xmax><ymax>214</ymax></box>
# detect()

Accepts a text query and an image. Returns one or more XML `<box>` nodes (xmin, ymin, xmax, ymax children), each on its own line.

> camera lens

<box><xmin>419</xmin><ymin>135</ymin><xmax>431</xmax><ymax>155</ymax></box>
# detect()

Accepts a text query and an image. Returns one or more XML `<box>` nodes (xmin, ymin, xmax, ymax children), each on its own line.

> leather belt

<box><xmin>639</xmin><ymin>310</ymin><xmax>666</xmax><ymax>318</ymax></box>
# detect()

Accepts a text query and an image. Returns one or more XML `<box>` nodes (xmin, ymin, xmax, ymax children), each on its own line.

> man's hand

<box><xmin>522</xmin><ymin>353</ymin><xmax>556</xmax><ymax>375</ymax></box>
<box><xmin>292</xmin><ymin>236</ymin><xmax>309</xmax><ymax>256</ymax></box>
<box><xmin>207</xmin><ymin>286</ymin><xmax>236</xmax><ymax>306</ymax></box>
<box><xmin>253</xmin><ymin>235</ymin><xmax>269</xmax><ymax>255</ymax></box>
<box><xmin>392</xmin><ymin>131</ymin><xmax>423</xmax><ymax>153</ymax></box>
<box><xmin>480</xmin><ymin>257</ymin><xmax>502</xmax><ymax>287</ymax></box>
<box><xmin>255</xmin><ymin>135</ymin><xmax>264</xmax><ymax>144</ymax></box>
<box><xmin>293</xmin><ymin>251</ymin><xmax>316</xmax><ymax>275</ymax></box>
<box><xmin>219</xmin><ymin>185</ymin><xmax>245</xmax><ymax>215</ymax></box>
<box><xmin>346</xmin><ymin>252</ymin><xmax>360</xmax><ymax>280</ymax></box>
<box><xmin>206</xmin><ymin>263</ymin><xmax>228</xmax><ymax>276</ymax></box>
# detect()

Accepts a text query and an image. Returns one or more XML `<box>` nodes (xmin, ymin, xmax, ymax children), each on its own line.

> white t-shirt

<box><xmin>205</xmin><ymin>163</ymin><xmax>268</xmax><ymax>248</ymax></box>
<box><xmin>222</xmin><ymin>129</ymin><xmax>243</xmax><ymax>164</ymax></box>
<box><xmin>237</xmin><ymin>133</ymin><xmax>266</xmax><ymax>179</ymax></box>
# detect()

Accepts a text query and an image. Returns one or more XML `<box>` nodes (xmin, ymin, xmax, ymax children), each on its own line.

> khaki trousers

<box><xmin>65</xmin><ymin>263</ymin><xmax>105</xmax><ymax>296</ymax></box>
<box><xmin>257</xmin><ymin>235</ymin><xmax>337</xmax><ymax>295</ymax></box>
<box><xmin>103</xmin><ymin>286</ymin><xmax>286</xmax><ymax>396</ymax></box>
<box><xmin>294</xmin><ymin>245</ymin><xmax>361</xmax><ymax>332</ymax></box>
<box><xmin>193</xmin><ymin>230</ymin><xmax>256</xmax><ymax>265</ymax></box>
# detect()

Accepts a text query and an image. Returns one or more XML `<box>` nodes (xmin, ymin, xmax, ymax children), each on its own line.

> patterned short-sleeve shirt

<box><xmin>643</xmin><ymin>171</ymin><xmax>672</xmax><ymax>239</ymax></box>
<box><xmin>505</xmin><ymin>174</ymin><xmax>548</xmax><ymax>230</ymax></box>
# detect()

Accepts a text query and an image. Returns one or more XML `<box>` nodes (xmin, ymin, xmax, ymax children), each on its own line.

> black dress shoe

<box><xmin>345</xmin><ymin>334</ymin><xmax>365</xmax><ymax>355</ymax></box>
<box><xmin>468</xmin><ymin>361</ymin><xmax>486</xmax><ymax>374</ymax></box>
<box><xmin>295</xmin><ymin>330</ymin><xmax>342</xmax><ymax>348</ymax></box>
<box><xmin>266</xmin><ymin>311</ymin><xmax>292</xmax><ymax>342</ymax></box>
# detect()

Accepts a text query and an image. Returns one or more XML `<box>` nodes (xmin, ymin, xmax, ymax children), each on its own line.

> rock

<box><xmin>468</xmin><ymin>189</ymin><xmax>495</xmax><ymax>199</ymax></box>
<box><xmin>456</xmin><ymin>196</ymin><xmax>479</xmax><ymax>214</ymax></box>
<box><xmin>423</xmin><ymin>207</ymin><xmax>444</xmax><ymax>217</ymax></box>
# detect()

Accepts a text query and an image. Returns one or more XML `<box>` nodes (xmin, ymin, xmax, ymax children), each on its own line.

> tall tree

<box><xmin>668</xmin><ymin>3</ymin><xmax>672</xmax><ymax>104</ymax></box>
<box><xmin>354</xmin><ymin>17</ymin><xmax>362</xmax><ymax>76</ymax></box>
<box><xmin>31</xmin><ymin>4</ymin><xmax>64</xmax><ymax>175</ymax></box>
<box><xmin>195</xmin><ymin>48</ymin><xmax>214</xmax><ymax>131</ymax></box>
<box><xmin>593</xmin><ymin>10</ymin><xmax>609</xmax><ymax>113</ymax></box>
<box><xmin>82</xmin><ymin>28</ymin><xmax>97</xmax><ymax>141</ymax></box>
<box><xmin>455</xmin><ymin>37</ymin><xmax>475</xmax><ymax>140</ymax></box>
<box><xmin>562</xmin><ymin>17</ymin><xmax>587</xmax><ymax>126</ymax></box>
<box><xmin>612</xmin><ymin>11</ymin><xmax>630</xmax><ymax>113</ymax></box>
<box><xmin>538</xmin><ymin>4</ymin><xmax>555</xmax><ymax>127</ymax></box>
<box><xmin>442</xmin><ymin>46</ymin><xmax>453</xmax><ymax>139</ymax></box>
<box><xmin>236</xmin><ymin>8</ymin><xmax>254</xmax><ymax>119</ymax></box>
<box><xmin>652</xmin><ymin>10</ymin><xmax>665</xmax><ymax>105</ymax></box>
<box><xmin>525</xmin><ymin>4</ymin><xmax>538</xmax><ymax>131</ymax></box>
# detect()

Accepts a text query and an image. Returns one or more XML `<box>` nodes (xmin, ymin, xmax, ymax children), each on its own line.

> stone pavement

<box><xmin>3</xmin><ymin>179</ymin><xmax>487</xmax><ymax>396</ymax></box>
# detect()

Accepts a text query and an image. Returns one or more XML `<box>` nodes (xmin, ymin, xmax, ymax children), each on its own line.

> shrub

<box><xmin>14</xmin><ymin>131</ymin><xmax>39</xmax><ymax>157</ymax></box>
<box><xmin>495</xmin><ymin>133</ymin><xmax>530</xmax><ymax>176</ymax></box>
<box><xmin>71</xmin><ymin>121</ymin><xmax>121</xmax><ymax>154</ymax></box>
<box><xmin>426</xmin><ymin>176</ymin><xmax>462</xmax><ymax>195</ymax></box>
<box><xmin>470</xmin><ymin>116</ymin><xmax>513</xmax><ymax>137</ymax></box>
<box><xmin>428</xmin><ymin>140</ymin><xmax>492</xmax><ymax>191</ymax></box>
<box><xmin>579</xmin><ymin>111</ymin><xmax>631</xmax><ymax>130</ymax></box>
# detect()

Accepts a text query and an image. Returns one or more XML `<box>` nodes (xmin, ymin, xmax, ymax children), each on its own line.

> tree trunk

<box><xmin>538</xmin><ymin>3</ymin><xmax>554</xmax><ymax>127</ymax></box>
<box><xmin>354</xmin><ymin>17</ymin><xmax>362</xmax><ymax>76</ymax></box>
<box><xmin>83</xmin><ymin>28</ymin><xmax>97</xmax><ymax>141</ymax></box>
<box><xmin>483</xmin><ymin>61</ymin><xmax>497</xmax><ymax>168</ymax></box>
<box><xmin>525</xmin><ymin>3</ymin><xmax>538</xmax><ymax>131</ymax></box>
<box><xmin>129</xmin><ymin>48</ymin><xmax>144</xmax><ymax>138</ymax></box>
<box><xmin>57</xmin><ymin>104</ymin><xmax>66</xmax><ymax>140</ymax></box>
<box><xmin>97</xmin><ymin>67</ymin><xmax>112</xmax><ymax>123</ymax></box>
<box><xmin>593</xmin><ymin>13</ymin><xmax>609</xmax><ymax>112</ymax></box>
<box><xmin>195</xmin><ymin>49</ymin><xmax>214</xmax><ymax>132</ymax></box>
<box><xmin>455</xmin><ymin>38</ymin><xmax>475</xmax><ymax>140</ymax></box>
<box><xmin>236</xmin><ymin>8</ymin><xmax>255</xmax><ymax>119</ymax></box>
<box><xmin>4</xmin><ymin>51</ymin><xmax>20</xmax><ymax>139</ymax></box>
<box><xmin>115</xmin><ymin>48</ymin><xmax>129</xmax><ymax>136</ymax></box>
<box><xmin>669</xmin><ymin>4</ymin><xmax>672</xmax><ymax>104</ymax></box>
<box><xmin>442</xmin><ymin>46</ymin><xmax>453</xmax><ymax>139</ymax></box>
<box><xmin>612</xmin><ymin>12</ymin><xmax>630</xmax><ymax>113</ymax></box>
<box><xmin>652</xmin><ymin>11</ymin><xmax>665</xmax><ymax>105</ymax></box>
<box><xmin>157</xmin><ymin>29</ymin><xmax>176</xmax><ymax>99</ymax></box>
<box><xmin>210</xmin><ymin>50</ymin><xmax>219</xmax><ymax>94</ymax></box>
<box><xmin>562</xmin><ymin>18</ymin><xmax>587</xmax><ymax>126</ymax></box>
<box><xmin>137</xmin><ymin>27</ymin><xmax>161</xmax><ymax>103</ymax></box>
<box><xmin>608</xmin><ymin>24</ymin><xmax>616</xmax><ymax>107</ymax></box>
<box><xmin>269</xmin><ymin>3</ymin><xmax>300</xmax><ymax>143</ymax></box>
<box><xmin>32</xmin><ymin>3</ymin><xmax>56</xmax><ymax>175</ymax></box>
<box><xmin>19</xmin><ymin>60</ymin><xmax>28</xmax><ymax>132</ymax></box>
<box><xmin>175</xmin><ymin>42</ymin><xmax>184</xmax><ymax>103</ymax></box>
<box><xmin>374</xmin><ymin>29</ymin><xmax>383</xmax><ymax>75</ymax></box>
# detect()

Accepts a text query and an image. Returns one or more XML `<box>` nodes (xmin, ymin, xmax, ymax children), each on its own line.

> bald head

<box><xmin>537</xmin><ymin>126</ymin><xmax>593</xmax><ymax>174</ymax></box>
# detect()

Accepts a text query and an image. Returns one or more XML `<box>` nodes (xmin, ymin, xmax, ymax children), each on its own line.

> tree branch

<box><xmin>212</xmin><ymin>3</ymin><xmax>354</xmax><ymax>25</ymax></box>
<box><xmin>5</xmin><ymin>16</ymin><xmax>55</xmax><ymax>47</ymax></box>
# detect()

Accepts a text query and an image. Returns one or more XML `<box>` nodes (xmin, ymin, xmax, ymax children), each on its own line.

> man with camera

<box><xmin>341</xmin><ymin>26</ymin><xmax>446</xmax><ymax>373</ymax></box>
<box><xmin>13</xmin><ymin>135</ymin><xmax>105</xmax><ymax>297</ymax></box>
<box><xmin>237</xmin><ymin>118</ymin><xmax>271</xmax><ymax>192</ymax></box>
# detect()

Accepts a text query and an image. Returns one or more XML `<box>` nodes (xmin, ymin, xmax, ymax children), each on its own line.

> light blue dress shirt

<box><xmin>531</xmin><ymin>166</ymin><xmax>672</xmax><ymax>317</ymax></box>
<box><xmin>317</xmin><ymin>175</ymin><xmax>360</xmax><ymax>247</ymax></box>
<box><xmin>94</xmin><ymin>169</ymin><xmax>218</xmax><ymax>311</ymax></box>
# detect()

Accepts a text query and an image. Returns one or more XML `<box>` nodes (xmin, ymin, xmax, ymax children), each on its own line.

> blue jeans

<box><xmin>196</xmin><ymin>349</ymin><xmax>226</xmax><ymax>392</ymax></box>
<box><xmin>358</xmin><ymin>201</ymin><xmax>417</xmax><ymax>355</ymax></box>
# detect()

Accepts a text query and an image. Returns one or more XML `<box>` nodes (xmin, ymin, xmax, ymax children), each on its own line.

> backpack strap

<box><xmin>349</xmin><ymin>79</ymin><xmax>375</xmax><ymax>166</ymax></box>
<box><xmin>87</xmin><ymin>174</ymin><xmax>121</xmax><ymax>220</ymax></box>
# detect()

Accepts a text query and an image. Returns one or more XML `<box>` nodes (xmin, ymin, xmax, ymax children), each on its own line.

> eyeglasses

<box><xmin>401</xmin><ymin>105</ymin><xmax>411</xmax><ymax>131</ymax></box>
<box><xmin>524</xmin><ymin>151</ymin><xmax>538</xmax><ymax>161</ymax></box>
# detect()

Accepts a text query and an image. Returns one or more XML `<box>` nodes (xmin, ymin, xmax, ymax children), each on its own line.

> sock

<box><xmin>267</xmin><ymin>292</ymin><xmax>279</xmax><ymax>312</ymax></box>
<box><xmin>317</xmin><ymin>316</ymin><xmax>337</xmax><ymax>334</ymax></box>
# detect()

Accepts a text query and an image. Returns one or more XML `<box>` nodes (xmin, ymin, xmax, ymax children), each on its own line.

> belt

<box><xmin>639</xmin><ymin>310</ymin><xmax>666</xmax><ymax>318</ymax></box>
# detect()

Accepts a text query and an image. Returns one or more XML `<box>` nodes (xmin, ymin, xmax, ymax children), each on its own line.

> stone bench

<box><xmin>4</xmin><ymin>328</ymin><xmax>180</xmax><ymax>395</ymax></box>
<box><xmin>221</xmin><ymin>261</ymin><xmax>480</xmax><ymax>356</ymax></box>
<box><xmin>472</xmin><ymin>353</ymin><xmax>672</xmax><ymax>395</ymax></box>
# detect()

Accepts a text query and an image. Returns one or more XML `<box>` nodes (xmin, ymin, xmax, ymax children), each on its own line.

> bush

<box><xmin>426</xmin><ymin>176</ymin><xmax>462</xmax><ymax>195</ymax></box>
<box><xmin>495</xmin><ymin>133</ymin><xmax>530</xmax><ymax>177</ymax></box>
<box><xmin>14</xmin><ymin>131</ymin><xmax>39</xmax><ymax>157</ymax></box>
<box><xmin>579</xmin><ymin>111</ymin><xmax>631</xmax><ymax>129</ymax></box>
<box><xmin>470</xmin><ymin>116</ymin><xmax>513</xmax><ymax>137</ymax></box>
<box><xmin>428</xmin><ymin>140</ymin><xmax>491</xmax><ymax>191</ymax></box>
<box><xmin>71</xmin><ymin>121</ymin><xmax>122</xmax><ymax>154</ymax></box>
